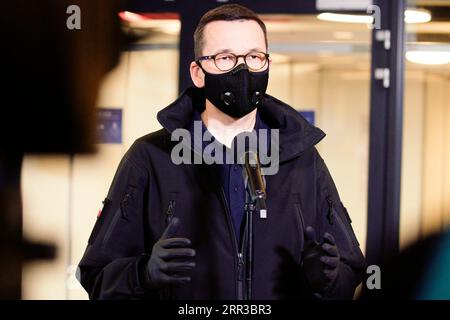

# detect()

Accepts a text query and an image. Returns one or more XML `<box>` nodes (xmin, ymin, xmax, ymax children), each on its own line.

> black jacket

<box><xmin>78</xmin><ymin>87</ymin><xmax>366</xmax><ymax>300</ymax></box>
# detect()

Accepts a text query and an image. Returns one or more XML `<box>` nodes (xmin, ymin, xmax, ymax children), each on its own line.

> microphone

<box><xmin>243</xmin><ymin>151</ymin><xmax>267</xmax><ymax>219</ymax></box>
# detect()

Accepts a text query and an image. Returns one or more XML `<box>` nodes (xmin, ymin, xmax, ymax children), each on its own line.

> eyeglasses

<box><xmin>196</xmin><ymin>51</ymin><xmax>270</xmax><ymax>72</ymax></box>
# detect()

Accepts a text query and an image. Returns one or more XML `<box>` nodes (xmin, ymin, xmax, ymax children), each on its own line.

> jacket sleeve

<box><xmin>77</xmin><ymin>147</ymin><xmax>157</xmax><ymax>300</ymax></box>
<box><xmin>314</xmin><ymin>151</ymin><xmax>367</xmax><ymax>299</ymax></box>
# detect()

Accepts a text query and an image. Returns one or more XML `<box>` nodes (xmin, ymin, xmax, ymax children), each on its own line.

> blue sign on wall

<box><xmin>96</xmin><ymin>108</ymin><xmax>122</xmax><ymax>144</ymax></box>
<box><xmin>299</xmin><ymin>110</ymin><xmax>315</xmax><ymax>126</ymax></box>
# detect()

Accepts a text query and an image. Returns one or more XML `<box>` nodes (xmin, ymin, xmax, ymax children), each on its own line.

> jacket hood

<box><xmin>157</xmin><ymin>86</ymin><xmax>326</xmax><ymax>163</ymax></box>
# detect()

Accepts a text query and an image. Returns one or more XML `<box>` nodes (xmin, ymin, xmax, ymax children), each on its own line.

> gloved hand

<box><xmin>144</xmin><ymin>217</ymin><xmax>196</xmax><ymax>289</ymax></box>
<box><xmin>301</xmin><ymin>226</ymin><xmax>340</xmax><ymax>295</ymax></box>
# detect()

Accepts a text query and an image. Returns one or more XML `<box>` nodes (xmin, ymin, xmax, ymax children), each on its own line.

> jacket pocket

<box><xmin>326</xmin><ymin>197</ymin><xmax>359</xmax><ymax>249</ymax></box>
<box><xmin>101</xmin><ymin>185</ymin><xmax>137</xmax><ymax>249</ymax></box>
<box><xmin>339</xmin><ymin>202</ymin><xmax>360</xmax><ymax>247</ymax></box>
<box><xmin>120</xmin><ymin>187</ymin><xmax>136</xmax><ymax>222</ymax></box>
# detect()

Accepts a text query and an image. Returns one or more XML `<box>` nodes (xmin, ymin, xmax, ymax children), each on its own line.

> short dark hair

<box><xmin>193</xmin><ymin>4</ymin><xmax>268</xmax><ymax>58</ymax></box>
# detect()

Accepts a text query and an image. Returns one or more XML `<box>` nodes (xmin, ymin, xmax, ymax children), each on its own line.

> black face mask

<box><xmin>200</xmin><ymin>63</ymin><xmax>269</xmax><ymax>118</ymax></box>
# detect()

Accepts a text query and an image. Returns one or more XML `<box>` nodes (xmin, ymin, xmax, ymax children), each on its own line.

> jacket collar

<box><xmin>157</xmin><ymin>86</ymin><xmax>326</xmax><ymax>163</ymax></box>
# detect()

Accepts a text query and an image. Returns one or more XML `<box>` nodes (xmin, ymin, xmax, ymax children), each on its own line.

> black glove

<box><xmin>301</xmin><ymin>226</ymin><xmax>340</xmax><ymax>295</ymax></box>
<box><xmin>144</xmin><ymin>217</ymin><xmax>196</xmax><ymax>289</ymax></box>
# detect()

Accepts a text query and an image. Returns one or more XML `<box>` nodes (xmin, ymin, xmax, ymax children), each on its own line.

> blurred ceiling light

<box><xmin>317</xmin><ymin>8</ymin><xmax>431</xmax><ymax>24</ymax></box>
<box><xmin>333</xmin><ymin>31</ymin><xmax>354</xmax><ymax>40</ymax></box>
<box><xmin>405</xmin><ymin>51</ymin><xmax>450</xmax><ymax>65</ymax></box>
<box><xmin>119</xmin><ymin>11</ymin><xmax>146</xmax><ymax>22</ymax></box>
<box><xmin>119</xmin><ymin>11</ymin><xmax>181</xmax><ymax>35</ymax></box>
<box><xmin>404</xmin><ymin>8</ymin><xmax>431</xmax><ymax>24</ymax></box>
<box><xmin>317</xmin><ymin>13</ymin><xmax>373</xmax><ymax>24</ymax></box>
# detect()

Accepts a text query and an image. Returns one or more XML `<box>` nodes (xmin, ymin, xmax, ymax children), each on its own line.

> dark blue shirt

<box><xmin>189</xmin><ymin>110</ymin><xmax>269</xmax><ymax>244</ymax></box>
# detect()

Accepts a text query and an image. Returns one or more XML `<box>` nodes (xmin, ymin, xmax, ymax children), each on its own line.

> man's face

<box><xmin>190</xmin><ymin>19</ymin><xmax>269</xmax><ymax>86</ymax></box>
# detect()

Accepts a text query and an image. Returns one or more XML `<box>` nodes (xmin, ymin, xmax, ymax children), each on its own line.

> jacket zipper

<box><xmin>159</xmin><ymin>198</ymin><xmax>177</xmax><ymax>300</ymax></box>
<box><xmin>219</xmin><ymin>188</ymin><xmax>246</xmax><ymax>300</ymax></box>
<box><xmin>326</xmin><ymin>197</ymin><xmax>335</xmax><ymax>225</ymax></box>
<box><xmin>166</xmin><ymin>199</ymin><xmax>176</xmax><ymax>224</ymax></box>
<box><xmin>102</xmin><ymin>191</ymin><xmax>132</xmax><ymax>248</ymax></box>
<box><xmin>121</xmin><ymin>193</ymin><xmax>131</xmax><ymax>221</ymax></box>
<box><xmin>294</xmin><ymin>201</ymin><xmax>306</xmax><ymax>265</ymax></box>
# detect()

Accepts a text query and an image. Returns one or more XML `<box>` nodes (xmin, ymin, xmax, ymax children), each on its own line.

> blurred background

<box><xmin>3</xmin><ymin>0</ymin><xmax>449</xmax><ymax>299</ymax></box>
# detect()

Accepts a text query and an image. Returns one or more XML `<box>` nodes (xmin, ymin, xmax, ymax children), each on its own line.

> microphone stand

<box><xmin>242</xmin><ymin>151</ymin><xmax>267</xmax><ymax>300</ymax></box>
<box><xmin>244</xmin><ymin>196</ymin><xmax>255</xmax><ymax>300</ymax></box>
<box><xmin>244</xmin><ymin>189</ymin><xmax>266</xmax><ymax>300</ymax></box>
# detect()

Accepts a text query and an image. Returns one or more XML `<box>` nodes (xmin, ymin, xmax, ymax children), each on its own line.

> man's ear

<box><xmin>190</xmin><ymin>61</ymin><xmax>205</xmax><ymax>88</ymax></box>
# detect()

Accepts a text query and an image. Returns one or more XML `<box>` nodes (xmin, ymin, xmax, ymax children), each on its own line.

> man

<box><xmin>78</xmin><ymin>4</ymin><xmax>366</xmax><ymax>300</ymax></box>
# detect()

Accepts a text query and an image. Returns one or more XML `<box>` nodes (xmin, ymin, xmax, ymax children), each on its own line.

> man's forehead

<box><xmin>209</xmin><ymin>47</ymin><xmax>266</xmax><ymax>55</ymax></box>
<box><xmin>202</xmin><ymin>20</ymin><xmax>266</xmax><ymax>54</ymax></box>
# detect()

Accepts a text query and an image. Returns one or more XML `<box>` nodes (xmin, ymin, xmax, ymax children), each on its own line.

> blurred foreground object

<box><xmin>361</xmin><ymin>229</ymin><xmax>450</xmax><ymax>299</ymax></box>
<box><xmin>0</xmin><ymin>0</ymin><xmax>124</xmax><ymax>299</ymax></box>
